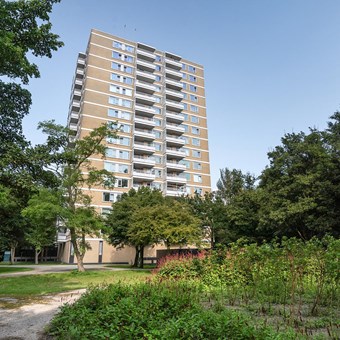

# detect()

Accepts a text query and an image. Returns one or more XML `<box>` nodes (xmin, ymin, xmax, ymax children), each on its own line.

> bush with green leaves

<box><xmin>49</xmin><ymin>281</ymin><xmax>299</xmax><ymax>339</ymax></box>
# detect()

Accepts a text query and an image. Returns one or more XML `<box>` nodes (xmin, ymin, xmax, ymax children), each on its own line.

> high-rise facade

<box><xmin>60</xmin><ymin>29</ymin><xmax>211</xmax><ymax>264</ymax></box>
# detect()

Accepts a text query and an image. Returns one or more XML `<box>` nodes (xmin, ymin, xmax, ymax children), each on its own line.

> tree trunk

<box><xmin>10</xmin><ymin>246</ymin><xmax>16</xmax><ymax>265</ymax></box>
<box><xmin>75</xmin><ymin>251</ymin><xmax>85</xmax><ymax>272</ymax></box>
<box><xmin>35</xmin><ymin>249</ymin><xmax>41</xmax><ymax>265</ymax></box>
<box><xmin>134</xmin><ymin>246</ymin><xmax>144</xmax><ymax>268</ymax></box>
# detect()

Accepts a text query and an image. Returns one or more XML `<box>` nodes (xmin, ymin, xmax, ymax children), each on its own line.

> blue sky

<box><xmin>23</xmin><ymin>0</ymin><xmax>340</xmax><ymax>188</ymax></box>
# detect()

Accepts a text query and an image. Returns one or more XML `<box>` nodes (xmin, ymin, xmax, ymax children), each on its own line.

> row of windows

<box><xmin>182</xmin><ymin>64</ymin><xmax>196</xmax><ymax>73</ymax></box>
<box><xmin>111</xmin><ymin>62</ymin><xmax>133</xmax><ymax>74</ymax></box>
<box><xmin>182</xmin><ymin>83</ymin><xmax>198</xmax><ymax>93</ymax></box>
<box><xmin>113</xmin><ymin>41</ymin><xmax>134</xmax><ymax>53</ymax></box>
<box><xmin>112</xmin><ymin>51</ymin><xmax>133</xmax><ymax>63</ymax></box>
<box><xmin>108</xmin><ymin>109</ymin><xmax>131</xmax><ymax>120</ymax></box>
<box><xmin>104</xmin><ymin>162</ymin><xmax>129</xmax><ymax>174</ymax></box>
<box><xmin>182</xmin><ymin>125</ymin><xmax>200</xmax><ymax>135</ymax></box>
<box><xmin>111</xmin><ymin>73</ymin><xmax>133</xmax><ymax>85</ymax></box>
<box><xmin>181</xmin><ymin>136</ymin><xmax>201</xmax><ymax>146</ymax></box>
<box><xmin>106</xmin><ymin>148</ymin><xmax>130</xmax><ymax>160</ymax></box>
<box><xmin>109</xmin><ymin>96</ymin><xmax>132</xmax><ymax>108</ymax></box>
<box><xmin>182</xmin><ymin>73</ymin><xmax>197</xmax><ymax>82</ymax></box>
<box><xmin>182</xmin><ymin>114</ymin><xmax>200</xmax><ymax>123</ymax></box>
<box><xmin>109</xmin><ymin>85</ymin><xmax>132</xmax><ymax>96</ymax></box>
<box><xmin>182</xmin><ymin>93</ymin><xmax>198</xmax><ymax>103</ymax></box>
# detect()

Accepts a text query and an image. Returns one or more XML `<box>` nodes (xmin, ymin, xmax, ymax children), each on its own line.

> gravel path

<box><xmin>0</xmin><ymin>289</ymin><xmax>86</xmax><ymax>340</ymax></box>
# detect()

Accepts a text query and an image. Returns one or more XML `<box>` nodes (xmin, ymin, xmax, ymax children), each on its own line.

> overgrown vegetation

<box><xmin>48</xmin><ymin>282</ymin><xmax>300</xmax><ymax>339</ymax></box>
<box><xmin>49</xmin><ymin>237</ymin><xmax>339</xmax><ymax>339</ymax></box>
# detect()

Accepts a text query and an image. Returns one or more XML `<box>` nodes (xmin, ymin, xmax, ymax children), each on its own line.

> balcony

<box><xmin>135</xmin><ymin>116</ymin><xmax>156</xmax><ymax>128</ymax></box>
<box><xmin>74</xmin><ymin>78</ymin><xmax>83</xmax><ymax>89</ymax></box>
<box><xmin>166</xmin><ymin>147</ymin><xmax>186</xmax><ymax>159</ymax></box>
<box><xmin>167</xmin><ymin>174</ymin><xmax>187</xmax><ymax>184</ymax></box>
<box><xmin>165</xmin><ymin>78</ymin><xmax>182</xmax><ymax>91</ymax></box>
<box><xmin>135</xmin><ymin>92</ymin><xmax>157</xmax><ymax>106</ymax></box>
<box><xmin>136</xmin><ymin>59</ymin><xmax>156</xmax><ymax>73</ymax></box>
<box><xmin>136</xmin><ymin>80</ymin><xmax>157</xmax><ymax>94</ymax></box>
<box><xmin>134</xmin><ymin>128</ymin><xmax>155</xmax><ymax>141</ymax></box>
<box><xmin>165</xmin><ymin>57</ymin><xmax>182</xmax><ymax>70</ymax></box>
<box><xmin>166</xmin><ymin>123</ymin><xmax>185</xmax><ymax>134</ymax></box>
<box><xmin>166</xmin><ymin>185</ymin><xmax>186</xmax><ymax>197</ymax></box>
<box><xmin>133</xmin><ymin>169</ymin><xmax>155</xmax><ymax>181</ymax></box>
<box><xmin>166</xmin><ymin>111</ymin><xmax>184</xmax><ymax>123</ymax></box>
<box><xmin>134</xmin><ymin>141</ymin><xmax>155</xmax><ymax>154</ymax></box>
<box><xmin>166</xmin><ymin>89</ymin><xmax>183</xmax><ymax>101</ymax></box>
<box><xmin>69</xmin><ymin>123</ymin><xmax>78</xmax><ymax>132</ymax></box>
<box><xmin>68</xmin><ymin>112</ymin><xmax>79</xmax><ymax>125</ymax></box>
<box><xmin>57</xmin><ymin>232</ymin><xmax>67</xmax><ymax>242</ymax></box>
<box><xmin>166</xmin><ymin>134</ymin><xmax>185</xmax><ymax>146</ymax></box>
<box><xmin>133</xmin><ymin>155</ymin><xmax>156</xmax><ymax>167</ymax></box>
<box><xmin>166</xmin><ymin>161</ymin><xmax>186</xmax><ymax>171</ymax></box>
<box><xmin>136</xmin><ymin>70</ymin><xmax>156</xmax><ymax>83</ymax></box>
<box><xmin>136</xmin><ymin>48</ymin><xmax>156</xmax><ymax>62</ymax></box>
<box><xmin>165</xmin><ymin>99</ymin><xmax>184</xmax><ymax>112</ymax></box>
<box><xmin>165</xmin><ymin>68</ymin><xmax>182</xmax><ymax>81</ymax></box>
<box><xmin>72</xmin><ymin>89</ymin><xmax>82</xmax><ymax>100</ymax></box>
<box><xmin>135</xmin><ymin>103</ymin><xmax>156</xmax><ymax>117</ymax></box>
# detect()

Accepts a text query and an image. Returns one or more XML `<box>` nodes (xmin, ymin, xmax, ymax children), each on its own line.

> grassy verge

<box><xmin>0</xmin><ymin>267</ymin><xmax>33</xmax><ymax>274</ymax></box>
<box><xmin>0</xmin><ymin>270</ymin><xmax>151</xmax><ymax>299</ymax></box>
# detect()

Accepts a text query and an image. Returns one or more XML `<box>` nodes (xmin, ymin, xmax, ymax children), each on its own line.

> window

<box><xmin>182</xmin><ymin>73</ymin><xmax>187</xmax><ymax>79</ymax></box>
<box><xmin>182</xmin><ymin>93</ymin><xmax>187</xmax><ymax>99</ymax></box>
<box><xmin>124</xmin><ymin>66</ymin><xmax>133</xmax><ymax>74</ymax></box>
<box><xmin>109</xmin><ymin>85</ymin><xmax>132</xmax><ymax>96</ymax></box>
<box><xmin>108</xmin><ymin>109</ymin><xmax>131</xmax><ymax>120</ymax></box>
<box><xmin>125</xmin><ymin>55</ymin><xmax>133</xmax><ymax>63</ymax></box>
<box><xmin>182</xmin><ymin>124</ymin><xmax>189</xmax><ymax>132</ymax></box>
<box><xmin>182</xmin><ymin>148</ymin><xmax>190</xmax><ymax>156</ymax></box>
<box><xmin>103</xmin><ymin>192</ymin><xmax>121</xmax><ymax>202</ymax></box>
<box><xmin>182</xmin><ymin>113</ymin><xmax>189</xmax><ymax>121</ymax></box>
<box><xmin>154</xmin><ymin>119</ymin><xmax>161</xmax><ymax>126</ymax></box>
<box><xmin>188</xmin><ymin>65</ymin><xmax>196</xmax><ymax>73</ymax></box>
<box><xmin>111</xmin><ymin>62</ymin><xmax>120</xmax><ymax>70</ymax></box>
<box><xmin>154</xmin><ymin>156</ymin><xmax>162</xmax><ymax>164</ymax></box>
<box><xmin>151</xmin><ymin>182</ymin><xmax>162</xmax><ymax>189</ymax></box>
<box><xmin>109</xmin><ymin>96</ymin><xmax>132</xmax><ymax>108</ymax></box>
<box><xmin>113</xmin><ymin>41</ymin><xmax>123</xmax><ymax>49</ymax></box>
<box><xmin>182</xmin><ymin>136</ymin><xmax>189</xmax><ymax>144</ymax></box>
<box><xmin>154</xmin><ymin>96</ymin><xmax>161</xmax><ymax>103</ymax></box>
<box><xmin>110</xmin><ymin>73</ymin><xmax>133</xmax><ymax>85</ymax></box>
<box><xmin>183</xmin><ymin>173</ymin><xmax>191</xmax><ymax>180</ymax></box>
<box><xmin>101</xmin><ymin>207</ymin><xmax>112</xmax><ymax>215</ymax></box>
<box><xmin>191</xmin><ymin>127</ymin><xmax>200</xmax><ymax>135</ymax></box>
<box><xmin>107</xmin><ymin>136</ymin><xmax>130</xmax><ymax>146</ymax></box>
<box><xmin>182</xmin><ymin>63</ymin><xmax>186</xmax><ymax>70</ymax></box>
<box><xmin>155</xmin><ymin>65</ymin><xmax>161</xmax><ymax>71</ymax></box>
<box><xmin>118</xmin><ymin>164</ymin><xmax>129</xmax><ymax>173</ymax></box>
<box><xmin>155</xmin><ymin>86</ymin><xmax>161</xmax><ymax>92</ymax></box>
<box><xmin>116</xmin><ymin>179</ymin><xmax>128</xmax><ymax>188</ymax></box>
<box><xmin>154</xmin><ymin>131</ymin><xmax>162</xmax><ymax>138</ymax></box>
<box><xmin>193</xmin><ymin>162</ymin><xmax>202</xmax><ymax>170</ymax></box>
<box><xmin>111</xmin><ymin>122</ymin><xmax>131</xmax><ymax>133</ymax></box>
<box><xmin>179</xmin><ymin>160</ymin><xmax>190</xmax><ymax>168</ymax></box>
<box><xmin>154</xmin><ymin>143</ymin><xmax>162</xmax><ymax>151</ymax></box>
<box><xmin>189</xmin><ymin>75</ymin><xmax>196</xmax><ymax>82</ymax></box>
<box><xmin>154</xmin><ymin>107</ymin><xmax>161</xmax><ymax>114</ymax></box>
<box><xmin>193</xmin><ymin>150</ymin><xmax>201</xmax><ymax>158</ymax></box>
<box><xmin>181</xmin><ymin>82</ymin><xmax>187</xmax><ymax>90</ymax></box>
<box><xmin>153</xmin><ymin>169</ymin><xmax>162</xmax><ymax>178</ymax></box>
<box><xmin>104</xmin><ymin>162</ymin><xmax>115</xmax><ymax>172</ymax></box>
<box><xmin>119</xmin><ymin>150</ymin><xmax>130</xmax><ymax>159</ymax></box>
<box><xmin>155</xmin><ymin>55</ymin><xmax>162</xmax><ymax>62</ymax></box>
<box><xmin>190</xmin><ymin>105</ymin><xmax>199</xmax><ymax>113</ymax></box>
<box><xmin>183</xmin><ymin>103</ymin><xmax>188</xmax><ymax>110</ymax></box>
<box><xmin>190</xmin><ymin>95</ymin><xmax>198</xmax><ymax>102</ymax></box>
<box><xmin>105</xmin><ymin>148</ymin><xmax>116</xmax><ymax>158</ymax></box>
<box><xmin>112</xmin><ymin>51</ymin><xmax>121</xmax><ymax>59</ymax></box>
<box><xmin>191</xmin><ymin>116</ymin><xmax>199</xmax><ymax>124</ymax></box>
<box><xmin>156</xmin><ymin>75</ymin><xmax>161</xmax><ymax>81</ymax></box>
<box><xmin>122</xmin><ymin>99</ymin><xmax>132</xmax><ymax>108</ymax></box>
<box><xmin>190</xmin><ymin>85</ymin><xmax>197</xmax><ymax>92</ymax></box>
<box><xmin>192</xmin><ymin>138</ymin><xmax>200</xmax><ymax>146</ymax></box>
<box><xmin>194</xmin><ymin>187</ymin><xmax>203</xmax><ymax>195</ymax></box>
<box><xmin>125</xmin><ymin>45</ymin><xmax>134</xmax><ymax>53</ymax></box>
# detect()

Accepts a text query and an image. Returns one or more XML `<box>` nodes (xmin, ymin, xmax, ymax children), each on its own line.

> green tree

<box><xmin>217</xmin><ymin>168</ymin><xmax>255</xmax><ymax>204</ymax></box>
<box><xmin>184</xmin><ymin>192</ymin><xmax>229</xmax><ymax>248</ymax></box>
<box><xmin>22</xmin><ymin>189</ymin><xmax>61</xmax><ymax>264</ymax></box>
<box><xmin>28</xmin><ymin>121</ymin><xmax>117</xmax><ymax>271</ymax></box>
<box><xmin>258</xmin><ymin>114</ymin><xmax>340</xmax><ymax>239</ymax></box>
<box><xmin>107</xmin><ymin>187</ymin><xmax>201</xmax><ymax>268</ymax></box>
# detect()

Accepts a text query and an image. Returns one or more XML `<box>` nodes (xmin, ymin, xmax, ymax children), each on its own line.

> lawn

<box><xmin>0</xmin><ymin>269</ymin><xmax>151</xmax><ymax>298</ymax></box>
<box><xmin>0</xmin><ymin>267</ymin><xmax>33</xmax><ymax>274</ymax></box>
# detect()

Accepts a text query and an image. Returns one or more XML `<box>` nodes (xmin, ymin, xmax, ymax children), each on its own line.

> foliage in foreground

<box><xmin>49</xmin><ymin>282</ymin><xmax>299</xmax><ymax>340</ymax></box>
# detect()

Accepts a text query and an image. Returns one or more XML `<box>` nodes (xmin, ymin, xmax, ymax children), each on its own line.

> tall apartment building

<box><xmin>60</xmin><ymin>29</ymin><xmax>211</xmax><ymax>264</ymax></box>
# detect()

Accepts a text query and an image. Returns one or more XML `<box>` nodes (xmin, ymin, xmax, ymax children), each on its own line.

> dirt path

<box><xmin>0</xmin><ymin>289</ymin><xmax>86</xmax><ymax>340</ymax></box>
